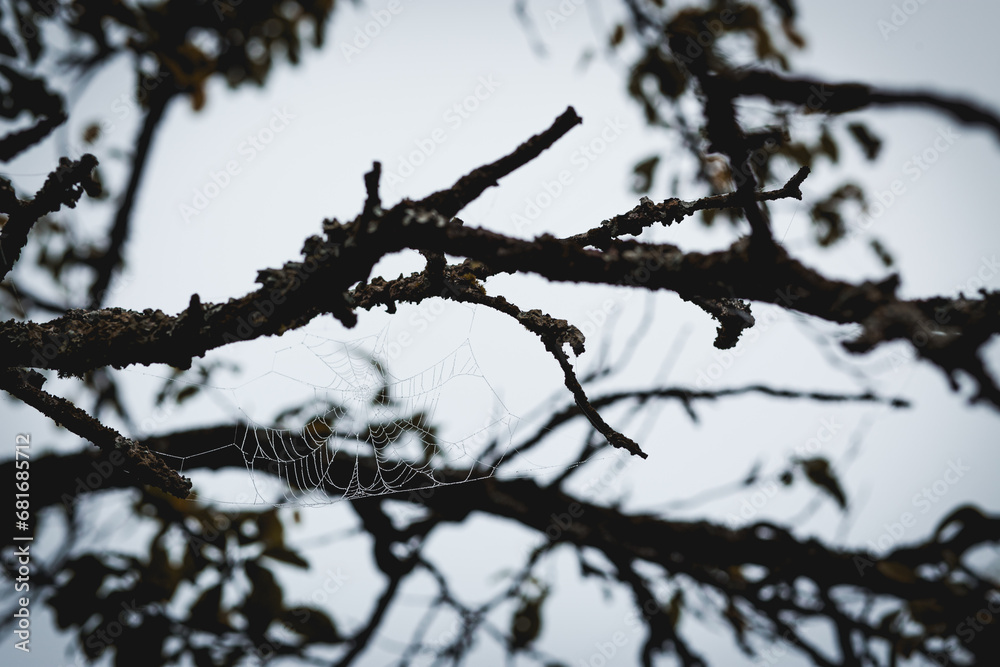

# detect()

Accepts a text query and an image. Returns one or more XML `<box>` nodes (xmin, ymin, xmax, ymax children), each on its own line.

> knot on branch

<box><xmin>169</xmin><ymin>293</ymin><xmax>206</xmax><ymax>369</ymax></box>
<box><xmin>362</xmin><ymin>161</ymin><xmax>383</xmax><ymax>221</ymax></box>
<box><xmin>44</xmin><ymin>154</ymin><xmax>101</xmax><ymax>207</ymax></box>
<box><xmin>634</xmin><ymin>195</ymin><xmax>692</xmax><ymax>225</ymax></box>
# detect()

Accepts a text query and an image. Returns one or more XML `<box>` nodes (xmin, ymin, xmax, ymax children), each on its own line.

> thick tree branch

<box><xmin>3</xmin><ymin>194</ymin><xmax>997</xmax><ymax>408</ymax></box>
<box><xmin>12</xmin><ymin>434</ymin><xmax>996</xmax><ymax>665</ymax></box>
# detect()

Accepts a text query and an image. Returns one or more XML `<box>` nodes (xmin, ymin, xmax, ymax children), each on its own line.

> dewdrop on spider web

<box><xmin>153</xmin><ymin>326</ymin><xmax>520</xmax><ymax>507</ymax></box>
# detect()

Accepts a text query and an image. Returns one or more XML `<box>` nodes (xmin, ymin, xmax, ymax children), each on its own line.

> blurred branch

<box><xmin>0</xmin><ymin>154</ymin><xmax>99</xmax><ymax>281</ymax></box>
<box><xmin>511</xmin><ymin>384</ymin><xmax>908</xmax><ymax>460</ymax></box>
<box><xmin>0</xmin><ymin>280</ymin><xmax>70</xmax><ymax>316</ymax></box>
<box><xmin>10</xmin><ymin>435</ymin><xmax>997</xmax><ymax>665</ymax></box>
<box><xmin>0</xmin><ymin>110</ymin><xmax>67</xmax><ymax>160</ymax></box>
<box><xmin>725</xmin><ymin>69</ymin><xmax>1000</xmax><ymax>142</ymax></box>
<box><xmin>86</xmin><ymin>84</ymin><xmax>173</xmax><ymax>308</ymax></box>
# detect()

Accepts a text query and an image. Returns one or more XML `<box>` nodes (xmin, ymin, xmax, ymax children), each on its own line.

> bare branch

<box><xmin>418</xmin><ymin>106</ymin><xmax>582</xmax><ymax>218</ymax></box>
<box><xmin>0</xmin><ymin>367</ymin><xmax>191</xmax><ymax>497</ymax></box>
<box><xmin>726</xmin><ymin>69</ymin><xmax>1000</xmax><ymax>142</ymax></box>
<box><xmin>512</xmin><ymin>384</ymin><xmax>909</xmax><ymax>458</ymax></box>
<box><xmin>567</xmin><ymin>166</ymin><xmax>811</xmax><ymax>250</ymax></box>
<box><xmin>0</xmin><ymin>154</ymin><xmax>99</xmax><ymax>281</ymax></box>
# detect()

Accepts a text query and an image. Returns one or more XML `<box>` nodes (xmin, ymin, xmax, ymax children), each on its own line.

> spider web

<box><xmin>142</xmin><ymin>318</ymin><xmax>520</xmax><ymax>507</ymax></box>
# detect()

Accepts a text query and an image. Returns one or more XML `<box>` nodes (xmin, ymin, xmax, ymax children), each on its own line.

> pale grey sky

<box><xmin>3</xmin><ymin>1</ymin><xmax>1000</xmax><ymax>665</ymax></box>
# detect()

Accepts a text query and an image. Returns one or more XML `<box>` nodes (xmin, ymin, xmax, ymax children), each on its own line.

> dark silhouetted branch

<box><xmin>725</xmin><ymin>69</ymin><xmax>1000</xmax><ymax>142</ymax></box>
<box><xmin>0</xmin><ymin>367</ymin><xmax>190</xmax><ymax>497</ymax></box>
<box><xmin>418</xmin><ymin>106</ymin><xmax>582</xmax><ymax>218</ymax></box>
<box><xmin>0</xmin><ymin>154</ymin><xmax>99</xmax><ymax>281</ymax></box>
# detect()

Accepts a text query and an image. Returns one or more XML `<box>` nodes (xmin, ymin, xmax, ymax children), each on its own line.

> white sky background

<box><xmin>3</xmin><ymin>1</ymin><xmax>1000</xmax><ymax>665</ymax></box>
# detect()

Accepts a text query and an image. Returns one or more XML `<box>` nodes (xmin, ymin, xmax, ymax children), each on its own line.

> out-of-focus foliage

<box><xmin>48</xmin><ymin>489</ymin><xmax>341</xmax><ymax>666</ymax></box>
<box><xmin>616</xmin><ymin>0</ymin><xmax>890</xmax><ymax>263</ymax></box>
<box><xmin>3</xmin><ymin>0</ymin><xmax>335</xmax><ymax>114</ymax></box>
<box><xmin>2</xmin><ymin>2</ymin><xmax>999</xmax><ymax>666</ymax></box>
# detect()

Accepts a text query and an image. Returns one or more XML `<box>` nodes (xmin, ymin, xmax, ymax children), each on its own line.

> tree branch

<box><xmin>418</xmin><ymin>106</ymin><xmax>582</xmax><ymax>218</ymax></box>
<box><xmin>566</xmin><ymin>166</ymin><xmax>810</xmax><ymax>250</ymax></box>
<box><xmin>13</xmin><ymin>434</ymin><xmax>995</xmax><ymax>665</ymax></box>
<box><xmin>725</xmin><ymin>69</ymin><xmax>1000</xmax><ymax>142</ymax></box>
<box><xmin>0</xmin><ymin>154</ymin><xmax>99</xmax><ymax>281</ymax></box>
<box><xmin>86</xmin><ymin>85</ymin><xmax>173</xmax><ymax>307</ymax></box>
<box><xmin>0</xmin><ymin>367</ymin><xmax>190</xmax><ymax>497</ymax></box>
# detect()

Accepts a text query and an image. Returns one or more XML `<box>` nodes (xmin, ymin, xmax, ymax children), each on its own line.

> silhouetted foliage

<box><xmin>2</xmin><ymin>2</ymin><xmax>999</xmax><ymax>666</ymax></box>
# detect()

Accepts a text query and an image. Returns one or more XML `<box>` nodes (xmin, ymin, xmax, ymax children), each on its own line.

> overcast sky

<box><xmin>3</xmin><ymin>1</ymin><xmax>1000</xmax><ymax>665</ymax></box>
